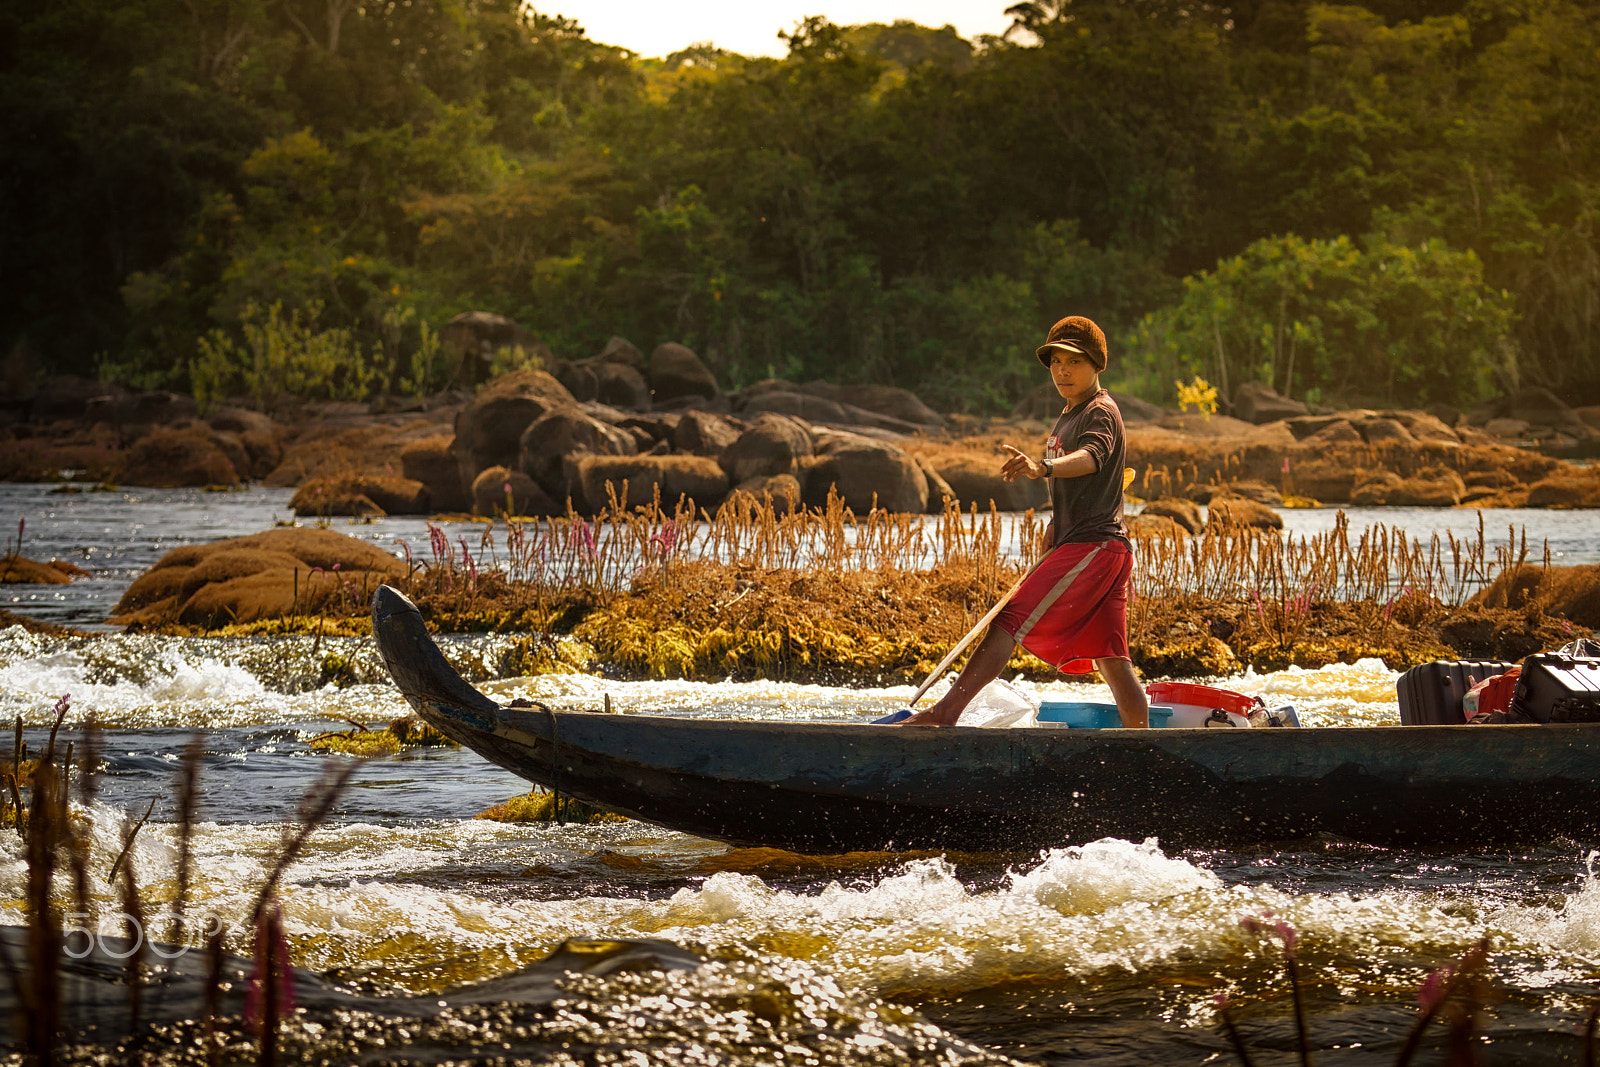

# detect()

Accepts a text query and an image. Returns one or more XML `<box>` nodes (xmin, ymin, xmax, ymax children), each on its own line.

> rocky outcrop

<box><xmin>1525</xmin><ymin>471</ymin><xmax>1600</xmax><ymax>508</ymax></box>
<box><xmin>719</xmin><ymin>414</ymin><xmax>813</xmax><ymax>485</ymax></box>
<box><xmin>649</xmin><ymin>343</ymin><xmax>719</xmax><ymax>404</ymax></box>
<box><xmin>731</xmin><ymin>472</ymin><xmax>804</xmax><ymax>512</ymax></box>
<box><xmin>471</xmin><ymin>465</ymin><xmax>558</xmax><ymax>517</ymax></box>
<box><xmin>401</xmin><ymin>435</ymin><xmax>469</xmax><ymax>512</ymax></box>
<box><xmin>737</xmin><ymin>381</ymin><xmax>928</xmax><ymax>434</ymax></box>
<box><xmin>576</xmin><ymin>454</ymin><xmax>729</xmax><ymax>511</ymax></box>
<box><xmin>117</xmin><ymin>426</ymin><xmax>241</xmax><ymax>487</ymax></box>
<box><xmin>1127</xmin><ymin>512</ymin><xmax>1186</xmax><ymax>538</ymax></box>
<box><xmin>1139</xmin><ymin>498</ymin><xmax>1203</xmax><ymax>535</ymax></box>
<box><xmin>290</xmin><ymin>474</ymin><xmax>430</xmax><ymax>517</ymax></box>
<box><xmin>517</xmin><ymin>406</ymin><xmax>637</xmax><ymax>506</ymax></box>
<box><xmin>451</xmin><ymin>370</ymin><xmax>574</xmax><ymax>488</ymax></box>
<box><xmin>928</xmin><ymin>454</ymin><xmax>1048</xmax><ymax>513</ymax></box>
<box><xmin>552</xmin><ymin>337</ymin><xmax>653</xmax><ymax>410</ymax></box>
<box><xmin>795</xmin><ymin>382</ymin><xmax>943</xmax><ymax>428</ymax></box>
<box><xmin>1349</xmin><ymin>467</ymin><xmax>1465</xmax><ymax>507</ymax></box>
<box><xmin>1232</xmin><ymin>382</ymin><xmax>1308</xmax><ymax>424</ymax></box>
<box><xmin>1206</xmin><ymin>495</ymin><xmax>1282</xmax><ymax>530</ymax></box>
<box><xmin>112</xmin><ymin>528</ymin><xmax>407</xmax><ymax>629</ymax></box>
<box><xmin>0</xmin><ymin>556</ymin><xmax>90</xmax><ymax>585</ymax></box>
<box><xmin>803</xmin><ymin>438</ymin><xmax>927</xmax><ymax>513</ymax></box>
<box><xmin>673</xmin><ymin>411</ymin><xmax>744</xmax><ymax>457</ymax></box>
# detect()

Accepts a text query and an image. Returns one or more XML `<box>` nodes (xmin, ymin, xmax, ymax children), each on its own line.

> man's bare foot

<box><xmin>900</xmin><ymin>706</ymin><xmax>960</xmax><ymax>726</ymax></box>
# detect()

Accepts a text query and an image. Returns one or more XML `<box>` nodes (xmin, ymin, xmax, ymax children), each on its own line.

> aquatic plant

<box><xmin>0</xmin><ymin>703</ymin><xmax>365</xmax><ymax>1064</ymax></box>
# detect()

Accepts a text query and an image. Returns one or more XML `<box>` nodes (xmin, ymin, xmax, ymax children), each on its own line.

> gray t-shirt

<box><xmin>1044</xmin><ymin>389</ymin><xmax>1129</xmax><ymax>546</ymax></box>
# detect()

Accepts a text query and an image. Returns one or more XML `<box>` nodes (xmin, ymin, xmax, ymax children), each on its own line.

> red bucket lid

<box><xmin>1145</xmin><ymin>681</ymin><xmax>1258</xmax><ymax>716</ymax></box>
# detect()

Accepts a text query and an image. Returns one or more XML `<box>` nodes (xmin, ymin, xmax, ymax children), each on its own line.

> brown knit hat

<box><xmin>1035</xmin><ymin>315</ymin><xmax>1108</xmax><ymax>371</ymax></box>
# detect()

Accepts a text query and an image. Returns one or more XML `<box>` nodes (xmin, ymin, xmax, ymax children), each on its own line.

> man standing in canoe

<box><xmin>902</xmin><ymin>315</ymin><xmax>1150</xmax><ymax>728</ymax></box>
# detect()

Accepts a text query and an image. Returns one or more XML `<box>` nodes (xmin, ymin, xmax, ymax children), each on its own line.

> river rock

<box><xmin>1298</xmin><ymin>419</ymin><xmax>1363</xmax><ymax>446</ymax></box>
<box><xmin>516</xmin><ymin>405</ymin><xmax>636</xmax><ymax>501</ymax></box>
<box><xmin>1206</xmin><ymin>495</ymin><xmax>1282</xmax><ymax>530</ymax></box>
<box><xmin>797</xmin><ymin>382</ymin><xmax>943</xmax><ymax>428</ymax></box>
<box><xmin>1525</xmin><ymin>471</ymin><xmax>1600</xmax><ymax>508</ymax></box>
<box><xmin>291</xmin><ymin>474</ymin><xmax>430</xmax><ymax>517</ymax></box>
<box><xmin>933</xmin><ymin>454</ymin><xmax>1049</xmax><ymax>513</ymax></box>
<box><xmin>1356</xmin><ymin>417</ymin><xmax>1416</xmax><ymax>445</ymax></box>
<box><xmin>673</xmin><ymin>411</ymin><xmax>743</xmax><ymax>457</ymax></box>
<box><xmin>1139</xmin><ymin>497</ymin><xmax>1203</xmax><ymax>535</ymax></box>
<box><xmin>471</xmin><ymin>465</ymin><xmax>558</xmax><ymax>517</ymax></box>
<box><xmin>649</xmin><ymin>343</ymin><xmax>718</xmax><ymax>404</ymax></box>
<box><xmin>731</xmin><ymin>472</ymin><xmax>804</xmax><ymax>512</ymax></box>
<box><xmin>1232</xmin><ymin>382</ymin><xmax>1307</xmax><ymax>424</ymax></box>
<box><xmin>0</xmin><ymin>555</ymin><xmax>89</xmax><ymax>585</ymax></box>
<box><xmin>803</xmin><ymin>441</ymin><xmax>926</xmax><ymax>513</ymax></box>
<box><xmin>452</xmin><ymin>369</ymin><xmax>575</xmax><ymax>487</ymax></box>
<box><xmin>401</xmin><ymin>435</ymin><xmax>469</xmax><ymax>512</ymax></box>
<box><xmin>598</xmin><ymin>335</ymin><xmax>646</xmax><ymax>372</ymax></box>
<box><xmin>117</xmin><ymin>426</ymin><xmax>240</xmax><ymax>487</ymax></box>
<box><xmin>1351</xmin><ymin>468</ymin><xmax>1464</xmax><ymax>506</ymax></box>
<box><xmin>1389</xmin><ymin>410</ymin><xmax>1461</xmax><ymax>444</ymax></box>
<box><xmin>1127</xmin><ymin>512</ymin><xmax>1186</xmax><ymax>538</ymax></box>
<box><xmin>720</xmin><ymin>414</ymin><xmax>813</xmax><ymax>485</ymax></box>
<box><xmin>112</xmin><ymin>528</ymin><xmax>407</xmax><ymax>629</ymax></box>
<box><xmin>576</xmin><ymin>454</ymin><xmax>729</xmax><ymax>512</ymax></box>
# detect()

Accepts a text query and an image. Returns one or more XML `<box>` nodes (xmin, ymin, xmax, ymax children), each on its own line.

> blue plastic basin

<box><xmin>1036</xmin><ymin>702</ymin><xmax>1173</xmax><ymax>728</ymax></box>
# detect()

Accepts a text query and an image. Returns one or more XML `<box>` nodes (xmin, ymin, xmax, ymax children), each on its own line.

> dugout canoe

<box><xmin>371</xmin><ymin>585</ymin><xmax>1600</xmax><ymax>853</ymax></box>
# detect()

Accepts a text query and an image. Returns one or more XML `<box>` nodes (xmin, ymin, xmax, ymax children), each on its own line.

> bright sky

<box><xmin>543</xmin><ymin>1</ymin><xmax>1015</xmax><ymax>58</ymax></box>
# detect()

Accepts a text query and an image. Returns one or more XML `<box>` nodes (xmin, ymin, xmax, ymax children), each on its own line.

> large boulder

<box><xmin>933</xmin><ymin>455</ymin><xmax>1049</xmax><ymax>513</ymax></box>
<box><xmin>1351</xmin><ymin>467</ymin><xmax>1464</xmax><ymax>506</ymax></box>
<box><xmin>439</xmin><ymin>312</ymin><xmax>550</xmax><ymax>386</ymax></box>
<box><xmin>799</xmin><ymin>382</ymin><xmax>943</xmax><ymax>428</ymax></box>
<box><xmin>576</xmin><ymin>454</ymin><xmax>729</xmax><ymax>512</ymax></box>
<box><xmin>554</xmin><ymin>356</ymin><xmax>651</xmax><ymax>410</ymax></box>
<box><xmin>111</xmin><ymin>527</ymin><xmax>408</xmax><ymax>629</ymax></box>
<box><xmin>673</xmin><ymin>411</ymin><xmax>744</xmax><ymax>457</ymax></box>
<box><xmin>1525</xmin><ymin>471</ymin><xmax>1600</xmax><ymax>508</ymax></box>
<box><xmin>739</xmin><ymin>384</ymin><xmax>923</xmax><ymax>434</ymax></box>
<box><xmin>1388</xmin><ymin>410</ymin><xmax>1460</xmax><ymax>444</ymax></box>
<box><xmin>401</xmin><ymin>435</ymin><xmax>469</xmax><ymax>512</ymax></box>
<box><xmin>452</xmin><ymin>370</ymin><xmax>575</xmax><ymax>486</ymax></box>
<box><xmin>1139</xmin><ymin>497</ymin><xmax>1203</xmax><ymax>535</ymax></box>
<box><xmin>720</xmin><ymin>414</ymin><xmax>814</xmax><ymax>485</ymax></box>
<box><xmin>1356</xmin><ymin>416</ymin><xmax>1416</xmax><ymax>445</ymax></box>
<box><xmin>803</xmin><ymin>440</ymin><xmax>927</xmax><ymax>513</ymax></box>
<box><xmin>0</xmin><ymin>556</ymin><xmax>89</xmax><ymax>585</ymax></box>
<box><xmin>649</xmin><ymin>342</ymin><xmax>719</xmax><ymax>404</ymax></box>
<box><xmin>117</xmin><ymin>426</ymin><xmax>240</xmax><ymax>487</ymax></box>
<box><xmin>1206</xmin><ymin>495</ymin><xmax>1283</xmax><ymax>530</ymax></box>
<box><xmin>731</xmin><ymin>472</ymin><xmax>804</xmax><ymax>513</ymax></box>
<box><xmin>517</xmin><ymin>405</ymin><xmax>637</xmax><ymax>503</ymax></box>
<box><xmin>1232</xmin><ymin>382</ymin><xmax>1308</xmax><ymax>424</ymax></box>
<box><xmin>471</xmin><ymin>465</ymin><xmax>558</xmax><ymax>517</ymax></box>
<box><xmin>598</xmin><ymin>335</ymin><xmax>646</xmax><ymax>373</ymax></box>
<box><xmin>291</xmin><ymin>474</ymin><xmax>430</xmax><ymax>517</ymax></box>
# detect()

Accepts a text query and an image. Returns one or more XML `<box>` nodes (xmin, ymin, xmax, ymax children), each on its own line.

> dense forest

<box><xmin>3</xmin><ymin>0</ymin><xmax>1596</xmax><ymax>413</ymax></box>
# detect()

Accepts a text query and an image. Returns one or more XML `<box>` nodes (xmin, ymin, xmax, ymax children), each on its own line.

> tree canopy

<box><xmin>4</xmin><ymin>0</ymin><xmax>1596</xmax><ymax>411</ymax></box>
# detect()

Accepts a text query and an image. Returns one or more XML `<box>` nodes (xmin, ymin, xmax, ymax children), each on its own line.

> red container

<box><xmin>1145</xmin><ymin>681</ymin><xmax>1259</xmax><ymax>728</ymax></box>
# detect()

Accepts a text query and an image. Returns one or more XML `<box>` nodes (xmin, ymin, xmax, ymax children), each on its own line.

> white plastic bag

<box><xmin>959</xmin><ymin>678</ymin><xmax>1041</xmax><ymax>728</ymax></box>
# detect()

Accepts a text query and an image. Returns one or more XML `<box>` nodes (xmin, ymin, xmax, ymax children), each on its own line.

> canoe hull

<box><xmin>372</xmin><ymin>586</ymin><xmax>1600</xmax><ymax>853</ymax></box>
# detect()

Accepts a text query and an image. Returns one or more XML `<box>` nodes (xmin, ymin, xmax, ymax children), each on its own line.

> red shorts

<box><xmin>994</xmin><ymin>540</ymin><xmax>1132</xmax><ymax>675</ymax></box>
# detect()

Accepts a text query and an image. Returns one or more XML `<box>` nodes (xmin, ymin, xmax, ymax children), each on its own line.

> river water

<box><xmin>2</xmin><ymin>483</ymin><xmax>1599</xmax><ymax>1064</ymax></box>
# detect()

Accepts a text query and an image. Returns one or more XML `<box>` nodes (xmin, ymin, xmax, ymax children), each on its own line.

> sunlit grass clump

<box><xmin>476</xmin><ymin>789</ymin><xmax>625</xmax><ymax>824</ymax></box>
<box><xmin>309</xmin><ymin>716</ymin><xmax>458</xmax><ymax>755</ymax></box>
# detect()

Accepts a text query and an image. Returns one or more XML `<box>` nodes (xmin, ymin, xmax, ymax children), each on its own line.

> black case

<box><xmin>1512</xmin><ymin>654</ymin><xmax>1600</xmax><ymax>724</ymax></box>
<box><xmin>1396</xmin><ymin>660</ymin><xmax>1519</xmax><ymax>726</ymax></box>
